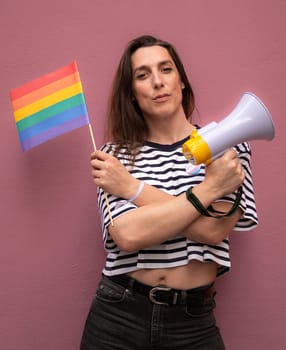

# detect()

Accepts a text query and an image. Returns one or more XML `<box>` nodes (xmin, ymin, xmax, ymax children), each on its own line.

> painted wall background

<box><xmin>0</xmin><ymin>0</ymin><xmax>285</xmax><ymax>349</ymax></box>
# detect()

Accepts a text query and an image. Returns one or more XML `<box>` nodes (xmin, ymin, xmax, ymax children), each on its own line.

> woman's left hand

<box><xmin>90</xmin><ymin>150</ymin><xmax>139</xmax><ymax>199</ymax></box>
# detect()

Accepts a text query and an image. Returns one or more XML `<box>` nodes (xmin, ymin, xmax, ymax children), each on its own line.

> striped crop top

<box><xmin>97</xmin><ymin>136</ymin><xmax>258</xmax><ymax>277</ymax></box>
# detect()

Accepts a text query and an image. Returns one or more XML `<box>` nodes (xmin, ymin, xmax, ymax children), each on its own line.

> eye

<box><xmin>161</xmin><ymin>66</ymin><xmax>173</xmax><ymax>73</ymax></box>
<box><xmin>134</xmin><ymin>70</ymin><xmax>148</xmax><ymax>80</ymax></box>
<box><xmin>136</xmin><ymin>73</ymin><xmax>147</xmax><ymax>80</ymax></box>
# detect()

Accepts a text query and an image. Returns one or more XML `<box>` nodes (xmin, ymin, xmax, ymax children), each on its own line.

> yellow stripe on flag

<box><xmin>14</xmin><ymin>82</ymin><xmax>83</xmax><ymax>122</ymax></box>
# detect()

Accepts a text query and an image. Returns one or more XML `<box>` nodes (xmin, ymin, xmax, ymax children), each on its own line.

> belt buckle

<box><xmin>149</xmin><ymin>286</ymin><xmax>172</xmax><ymax>305</ymax></box>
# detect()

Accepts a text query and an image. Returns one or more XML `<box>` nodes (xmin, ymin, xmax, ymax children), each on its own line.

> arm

<box><xmin>91</xmin><ymin>149</ymin><xmax>244</xmax><ymax>250</ymax></box>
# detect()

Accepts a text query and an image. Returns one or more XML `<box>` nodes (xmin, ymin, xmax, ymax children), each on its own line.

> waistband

<box><xmin>105</xmin><ymin>273</ymin><xmax>215</xmax><ymax>306</ymax></box>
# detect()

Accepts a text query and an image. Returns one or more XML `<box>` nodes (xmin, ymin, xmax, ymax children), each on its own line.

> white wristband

<box><xmin>128</xmin><ymin>181</ymin><xmax>144</xmax><ymax>202</ymax></box>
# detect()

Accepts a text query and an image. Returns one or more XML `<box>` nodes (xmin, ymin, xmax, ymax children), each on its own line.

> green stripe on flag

<box><xmin>16</xmin><ymin>93</ymin><xmax>86</xmax><ymax>132</ymax></box>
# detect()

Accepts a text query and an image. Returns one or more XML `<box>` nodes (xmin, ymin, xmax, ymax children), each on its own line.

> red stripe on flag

<box><xmin>10</xmin><ymin>61</ymin><xmax>79</xmax><ymax>101</ymax></box>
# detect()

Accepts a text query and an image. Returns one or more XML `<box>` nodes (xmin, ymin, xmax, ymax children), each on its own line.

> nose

<box><xmin>152</xmin><ymin>72</ymin><xmax>164</xmax><ymax>88</ymax></box>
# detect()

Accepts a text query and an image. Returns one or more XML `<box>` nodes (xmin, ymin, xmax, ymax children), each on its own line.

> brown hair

<box><xmin>106</xmin><ymin>35</ymin><xmax>195</xmax><ymax>158</ymax></box>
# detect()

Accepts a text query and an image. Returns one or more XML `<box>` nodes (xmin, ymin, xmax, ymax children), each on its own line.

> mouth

<box><xmin>153</xmin><ymin>93</ymin><xmax>170</xmax><ymax>102</ymax></box>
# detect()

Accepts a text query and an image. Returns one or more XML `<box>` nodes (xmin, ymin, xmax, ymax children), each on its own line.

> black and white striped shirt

<box><xmin>98</xmin><ymin>136</ymin><xmax>258</xmax><ymax>277</ymax></box>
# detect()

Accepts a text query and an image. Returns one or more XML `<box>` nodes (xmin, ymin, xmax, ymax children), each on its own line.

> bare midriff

<box><xmin>128</xmin><ymin>260</ymin><xmax>218</xmax><ymax>290</ymax></box>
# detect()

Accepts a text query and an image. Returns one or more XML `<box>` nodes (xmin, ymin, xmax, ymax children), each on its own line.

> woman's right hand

<box><xmin>204</xmin><ymin>149</ymin><xmax>245</xmax><ymax>198</ymax></box>
<box><xmin>90</xmin><ymin>150</ymin><xmax>140</xmax><ymax>199</ymax></box>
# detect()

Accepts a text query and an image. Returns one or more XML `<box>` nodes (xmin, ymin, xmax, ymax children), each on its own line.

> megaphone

<box><xmin>182</xmin><ymin>92</ymin><xmax>275</xmax><ymax>165</ymax></box>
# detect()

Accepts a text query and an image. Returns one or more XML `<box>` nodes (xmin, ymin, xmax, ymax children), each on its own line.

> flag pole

<box><xmin>88</xmin><ymin>123</ymin><xmax>114</xmax><ymax>226</ymax></box>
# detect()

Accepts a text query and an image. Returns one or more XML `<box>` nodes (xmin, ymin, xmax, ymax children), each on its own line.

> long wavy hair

<box><xmin>106</xmin><ymin>35</ymin><xmax>195</xmax><ymax>159</ymax></box>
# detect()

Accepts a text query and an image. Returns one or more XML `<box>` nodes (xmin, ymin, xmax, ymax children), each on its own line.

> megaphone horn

<box><xmin>182</xmin><ymin>92</ymin><xmax>275</xmax><ymax>165</ymax></box>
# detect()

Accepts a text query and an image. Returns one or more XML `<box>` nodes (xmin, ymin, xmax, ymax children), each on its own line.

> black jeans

<box><xmin>80</xmin><ymin>275</ymin><xmax>225</xmax><ymax>350</ymax></box>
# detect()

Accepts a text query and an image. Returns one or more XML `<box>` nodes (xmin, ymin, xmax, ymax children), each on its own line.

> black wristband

<box><xmin>185</xmin><ymin>186</ymin><xmax>242</xmax><ymax>219</ymax></box>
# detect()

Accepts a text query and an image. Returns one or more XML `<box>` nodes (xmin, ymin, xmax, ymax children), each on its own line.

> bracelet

<box><xmin>128</xmin><ymin>181</ymin><xmax>144</xmax><ymax>202</ymax></box>
<box><xmin>185</xmin><ymin>186</ymin><xmax>242</xmax><ymax>219</ymax></box>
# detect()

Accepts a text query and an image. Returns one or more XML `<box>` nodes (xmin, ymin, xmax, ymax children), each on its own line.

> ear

<box><xmin>181</xmin><ymin>81</ymin><xmax>185</xmax><ymax>89</ymax></box>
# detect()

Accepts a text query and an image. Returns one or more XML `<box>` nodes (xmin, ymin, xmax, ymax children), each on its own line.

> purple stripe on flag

<box><xmin>19</xmin><ymin>104</ymin><xmax>88</xmax><ymax>142</ymax></box>
<box><xmin>21</xmin><ymin>114</ymin><xmax>89</xmax><ymax>151</ymax></box>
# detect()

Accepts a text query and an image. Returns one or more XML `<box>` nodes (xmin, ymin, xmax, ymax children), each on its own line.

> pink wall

<box><xmin>1</xmin><ymin>0</ymin><xmax>285</xmax><ymax>348</ymax></box>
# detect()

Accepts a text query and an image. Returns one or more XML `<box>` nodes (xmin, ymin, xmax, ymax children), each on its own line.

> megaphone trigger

<box><xmin>185</xmin><ymin>163</ymin><xmax>202</xmax><ymax>175</ymax></box>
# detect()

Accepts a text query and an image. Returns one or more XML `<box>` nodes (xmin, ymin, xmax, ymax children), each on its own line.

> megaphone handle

<box><xmin>186</xmin><ymin>186</ymin><xmax>242</xmax><ymax>218</ymax></box>
<box><xmin>208</xmin><ymin>187</ymin><xmax>242</xmax><ymax>217</ymax></box>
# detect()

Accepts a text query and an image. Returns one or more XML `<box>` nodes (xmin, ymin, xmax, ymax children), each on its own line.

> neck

<box><xmin>146</xmin><ymin>117</ymin><xmax>195</xmax><ymax>144</ymax></box>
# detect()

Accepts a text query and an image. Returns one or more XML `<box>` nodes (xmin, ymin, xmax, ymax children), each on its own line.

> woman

<box><xmin>80</xmin><ymin>35</ymin><xmax>258</xmax><ymax>349</ymax></box>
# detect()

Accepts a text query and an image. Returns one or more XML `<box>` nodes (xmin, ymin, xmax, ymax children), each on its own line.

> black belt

<box><xmin>106</xmin><ymin>274</ymin><xmax>215</xmax><ymax>306</ymax></box>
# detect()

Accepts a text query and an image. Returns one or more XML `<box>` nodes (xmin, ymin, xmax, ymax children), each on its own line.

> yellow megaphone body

<box><xmin>182</xmin><ymin>92</ymin><xmax>275</xmax><ymax>165</ymax></box>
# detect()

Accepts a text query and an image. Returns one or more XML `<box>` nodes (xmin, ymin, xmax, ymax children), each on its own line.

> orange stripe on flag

<box><xmin>11</xmin><ymin>72</ymin><xmax>81</xmax><ymax>111</ymax></box>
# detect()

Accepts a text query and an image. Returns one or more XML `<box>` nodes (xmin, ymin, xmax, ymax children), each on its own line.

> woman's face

<box><xmin>131</xmin><ymin>45</ymin><xmax>185</xmax><ymax>121</ymax></box>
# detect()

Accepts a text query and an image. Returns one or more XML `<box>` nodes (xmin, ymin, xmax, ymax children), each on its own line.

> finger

<box><xmin>90</xmin><ymin>158</ymin><xmax>104</xmax><ymax>170</ymax></box>
<box><xmin>90</xmin><ymin>149</ymin><xmax>109</xmax><ymax>160</ymax></box>
<box><xmin>90</xmin><ymin>151</ymin><xmax>97</xmax><ymax>160</ymax></box>
<box><xmin>91</xmin><ymin>168</ymin><xmax>102</xmax><ymax>179</ymax></box>
<box><xmin>223</xmin><ymin>148</ymin><xmax>237</xmax><ymax>160</ymax></box>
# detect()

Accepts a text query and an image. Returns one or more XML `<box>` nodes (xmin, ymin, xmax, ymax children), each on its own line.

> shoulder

<box><xmin>100</xmin><ymin>142</ymin><xmax>116</xmax><ymax>153</ymax></box>
<box><xmin>99</xmin><ymin>142</ymin><xmax>128</xmax><ymax>157</ymax></box>
<box><xmin>234</xmin><ymin>142</ymin><xmax>252</xmax><ymax>162</ymax></box>
<box><xmin>235</xmin><ymin>141</ymin><xmax>251</xmax><ymax>154</ymax></box>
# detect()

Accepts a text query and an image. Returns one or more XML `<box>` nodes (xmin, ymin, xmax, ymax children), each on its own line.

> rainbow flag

<box><xmin>10</xmin><ymin>61</ymin><xmax>90</xmax><ymax>151</ymax></box>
